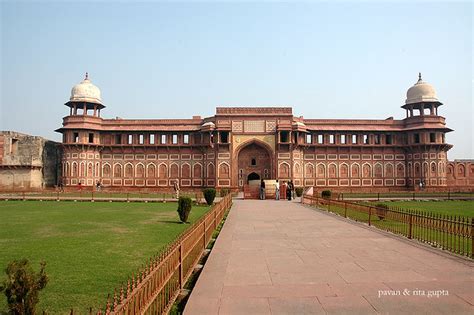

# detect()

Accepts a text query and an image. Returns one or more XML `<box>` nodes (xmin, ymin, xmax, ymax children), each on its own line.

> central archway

<box><xmin>236</xmin><ymin>140</ymin><xmax>273</xmax><ymax>189</ymax></box>
<box><xmin>247</xmin><ymin>172</ymin><xmax>260</xmax><ymax>182</ymax></box>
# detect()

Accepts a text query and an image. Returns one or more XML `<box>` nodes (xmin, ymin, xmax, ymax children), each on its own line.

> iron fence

<box><xmin>303</xmin><ymin>194</ymin><xmax>473</xmax><ymax>259</ymax></box>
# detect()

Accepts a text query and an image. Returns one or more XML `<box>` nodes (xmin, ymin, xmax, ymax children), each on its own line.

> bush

<box><xmin>220</xmin><ymin>188</ymin><xmax>230</xmax><ymax>197</ymax></box>
<box><xmin>295</xmin><ymin>187</ymin><xmax>304</xmax><ymax>197</ymax></box>
<box><xmin>375</xmin><ymin>203</ymin><xmax>388</xmax><ymax>220</ymax></box>
<box><xmin>177</xmin><ymin>197</ymin><xmax>193</xmax><ymax>223</ymax></box>
<box><xmin>0</xmin><ymin>259</ymin><xmax>48</xmax><ymax>315</ymax></box>
<box><xmin>321</xmin><ymin>190</ymin><xmax>332</xmax><ymax>199</ymax></box>
<box><xmin>203</xmin><ymin>188</ymin><xmax>216</xmax><ymax>206</ymax></box>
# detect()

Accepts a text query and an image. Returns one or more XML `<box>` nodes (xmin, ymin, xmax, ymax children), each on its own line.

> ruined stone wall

<box><xmin>0</xmin><ymin>131</ymin><xmax>61</xmax><ymax>190</ymax></box>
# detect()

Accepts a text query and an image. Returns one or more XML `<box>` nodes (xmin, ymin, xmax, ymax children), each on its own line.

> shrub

<box><xmin>321</xmin><ymin>190</ymin><xmax>332</xmax><ymax>199</ymax></box>
<box><xmin>177</xmin><ymin>197</ymin><xmax>193</xmax><ymax>223</ymax></box>
<box><xmin>220</xmin><ymin>188</ymin><xmax>230</xmax><ymax>197</ymax></box>
<box><xmin>203</xmin><ymin>188</ymin><xmax>216</xmax><ymax>206</ymax></box>
<box><xmin>295</xmin><ymin>187</ymin><xmax>304</xmax><ymax>197</ymax></box>
<box><xmin>375</xmin><ymin>203</ymin><xmax>388</xmax><ymax>220</ymax></box>
<box><xmin>0</xmin><ymin>259</ymin><xmax>48</xmax><ymax>315</ymax></box>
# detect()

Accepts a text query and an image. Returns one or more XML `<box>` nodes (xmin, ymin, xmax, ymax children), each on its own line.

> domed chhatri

<box><xmin>405</xmin><ymin>73</ymin><xmax>440</xmax><ymax>105</ymax></box>
<box><xmin>69</xmin><ymin>72</ymin><xmax>103</xmax><ymax>106</ymax></box>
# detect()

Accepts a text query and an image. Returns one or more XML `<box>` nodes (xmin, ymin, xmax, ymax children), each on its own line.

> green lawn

<box><xmin>314</xmin><ymin>200</ymin><xmax>473</xmax><ymax>258</ymax></box>
<box><xmin>340</xmin><ymin>192</ymin><xmax>474</xmax><ymax>199</ymax></box>
<box><xmin>373</xmin><ymin>200</ymin><xmax>474</xmax><ymax>217</ymax></box>
<box><xmin>0</xmin><ymin>200</ymin><xmax>210</xmax><ymax>314</ymax></box>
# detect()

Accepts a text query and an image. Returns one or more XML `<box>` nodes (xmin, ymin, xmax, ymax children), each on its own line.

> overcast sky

<box><xmin>1</xmin><ymin>1</ymin><xmax>472</xmax><ymax>159</ymax></box>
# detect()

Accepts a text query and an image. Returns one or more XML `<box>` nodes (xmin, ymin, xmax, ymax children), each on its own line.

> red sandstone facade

<box><xmin>56</xmin><ymin>74</ymin><xmax>473</xmax><ymax>191</ymax></box>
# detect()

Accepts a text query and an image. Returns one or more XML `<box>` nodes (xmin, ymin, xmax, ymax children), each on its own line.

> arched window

<box><xmin>103</xmin><ymin>164</ymin><xmax>111</xmax><ymax>177</ymax></box>
<box><xmin>193</xmin><ymin>163</ymin><xmax>202</xmax><ymax>178</ymax></box>
<box><xmin>351</xmin><ymin>164</ymin><xmax>360</xmax><ymax>178</ymax></box>
<box><xmin>294</xmin><ymin>163</ymin><xmax>301</xmax><ymax>177</ymax></box>
<box><xmin>385</xmin><ymin>164</ymin><xmax>394</xmax><ymax>178</ymax></box>
<box><xmin>147</xmin><ymin>164</ymin><xmax>156</xmax><ymax>178</ymax></box>
<box><xmin>374</xmin><ymin>164</ymin><xmax>383</xmax><ymax>178</ymax></box>
<box><xmin>136</xmin><ymin>164</ymin><xmax>145</xmax><ymax>178</ymax></box>
<box><xmin>362</xmin><ymin>164</ymin><xmax>371</xmax><ymax>178</ymax></box>
<box><xmin>125</xmin><ymin>164</ymin><xmax>133</xmax><ymax>177</ymax></box>
<box><xmin>317</xmin><ymin>164</ymin><xmax>325</xmax><ymax>177</ymax></box>
<box><xmin>170</xmin><ymin>164</ymin><xmax>179</xmax><ymax>179</ymax></box>
<box><xmin>305</xmin><ymin>163</ymin><xmax>314</xmax><ymax>178</ymax></box>
<box><xmin>159</xmin><ymin>164</ymin><xmax>167</xmax><ymax>179</ymax></box>
<box><xmin>328</xmin><ymin>164</ymin><xmax>337</xmax><ymax>178</ymax></box>
<box><xmin>396</xmin><ymin>164</ymin><xmax>405</xmax><ymax>177</ymax></box>
<box><xmin>219</xmin><ymin>163</ymin><xmax>230</xmax><ymax>179</ymax></box>
<box><xmin>80</xmin><ymin>163</ymin><xmax>85</xmax><ymax>177</ymax></box>
<box><xmin>279</xmin><ymin>163</ymin><xmax>290</xmax><ymax>178</ymax></box>
<box><xmin>207</xmin><ymin>164</ymin><xmax>215</xmax><ymax>178</ymax></box>
<box><xmin>340</xmin><ymin>164</ymin><xmax>349</xmax><ymax>178</ymax></box>
<box><xmin>72</xmin><ymin>162</ymin><xmax>78</xmax><ymax>177</ymax></box>
<box><xmin>113</xmin><ymin>164</ymin><xmax>122</xmax><ymax>177</ymax></box>
<box><xmin>182</xmin><ymin>164</ymin><xmax>191</xmax><ymax>178</ymax></box>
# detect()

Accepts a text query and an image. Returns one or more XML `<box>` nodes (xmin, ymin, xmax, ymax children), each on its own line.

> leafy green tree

<box><xmin>0</xmin><ymin>259</ymin><xmax>48</xmax><ymax>315</ymax></box>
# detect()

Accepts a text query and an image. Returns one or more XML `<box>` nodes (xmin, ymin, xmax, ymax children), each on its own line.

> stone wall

<box><xmin>446</xmin><ymin>160</ymin><xmax>474</xmax><ymax>191</ymax></box>
<box><xmin>0</xmin><ymin>131</ymin><xmax>61</xmax><ymax>190</ymax></box>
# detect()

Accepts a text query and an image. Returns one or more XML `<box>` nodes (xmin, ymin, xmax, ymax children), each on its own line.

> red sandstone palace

<box><xmin>56</xmin><ymin>73</ymin><xmax>473</xmax><ymax>191</ymax></box>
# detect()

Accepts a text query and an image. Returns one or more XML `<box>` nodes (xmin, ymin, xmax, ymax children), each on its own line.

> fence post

<box><xmin>57</xmin><ymin>191</ymin><xmax>60</xmax><ymax>201</ymax></box>
<box><xmin>214</xmin><ymin>205</ymin><xmax>217</xmax><ymax>229</ymax></box>
<box><xmin>408</xmin><ymin>213</ymin><xmax>413</xmax><ymax>239</ymax></box>
<box><xmin>204</xmin><ymin>219</ymin><xmax>207</xmax><ymax>246</ymax></box>
<box><xmin>344</xmin><ymin>202</ymin><xmax>347</xmax><ymax>218</ymax></box>
<box><xmin>377</xmin><ymin>193</ymin><xmax>380</xmax><ymax>201</ymax></box>
<box><xmin>127</xmin><ymin>193</ymin><xmax>129</xmax><ymax>202</ymax></box>
<box><xmin>92</xmin><ymin>191</ymin><xmax>94</xmax><ymax>202</ymax></box>
<box><xmin>448</xmin><ymin>191</ymin><xmax>451</xmax><ymax>200</ymax></box>
<box><xmin>23</xmin><ymin>191</ymin><xmax>25</xmax><ymax>201</ymax></box>
<box><xmin>412</xmin><ymin>192</ymin><xmax>415</xmax><ymax>201</ymax></box>
<box><xmin>368</xmin><ymin>207</ymin><xmax>372</xmax><ymax>226</ymax></box>
<box><xmin>471</xmin><ymin>218</ymin><xmax>473</xmax><ymax>259</ymax></box>
<box><xmin>179</xmin><ymin>241</ymin><xmax>184</xmax><ymax>289</ymax></box>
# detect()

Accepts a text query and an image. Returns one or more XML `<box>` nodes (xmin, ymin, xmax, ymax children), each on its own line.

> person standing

<box><xmin>281</xmin><ymin>181</ymin><xmax>287</xmax><ymax>201</ymax></box>
<box><xmin>286</xmin><ymin>181</ymin><xmax>292</xmax><ymax>200</ymax></box>
<box><xmin>290</xmin><ymin>180</ymin><xmax>295</xmax><ymax>199</ymax></box>
<box><xmin>260</xmin><ymin>179</ymin><xmax>266</xmax><ymax>200</ymax></box>
<box><xmin>173</xmin><ymin>180</ymin><xmax>180</xmax><ymax>199</ymax></box>
<box><xmin>96</xmin><ymin>180</ymin><xmax>101</xmax><ymax>192</ymax></box>
<box><xmin>274</xmin><ymin>179</ymin><xmax>280</xmax><ymax>200</ymax></box>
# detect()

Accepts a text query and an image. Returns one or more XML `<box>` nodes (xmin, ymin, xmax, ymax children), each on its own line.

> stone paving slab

<box><xmin>184</xmin><ymin>200</ymin><xmax>474</xmax><ymax>314</ymax></box>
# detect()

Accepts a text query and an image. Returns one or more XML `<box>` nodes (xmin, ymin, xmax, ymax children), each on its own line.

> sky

<box><xmin>1</xmin><ymin>0</ymin><xmax>472</xmax><ymax>159</ymax></box>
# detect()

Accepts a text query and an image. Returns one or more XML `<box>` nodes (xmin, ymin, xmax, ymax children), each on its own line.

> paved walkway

<box><xmin>185</xmin><ymin>199</ymin><xmax>473</xmax><ymax>315</ymax></box>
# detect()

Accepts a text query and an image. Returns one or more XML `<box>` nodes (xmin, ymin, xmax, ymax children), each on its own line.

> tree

<box><xmin>0</xmin><ymin>259</ymin><xmax>48</xmax><ymax>315</ymax></box>
<box><xmin>177</xmin><ymin>196</ymin><xmax>193</xmax><ymax>223</ymax></box>
<box><xmin>203</xmin><ymin>188</ymin><xmax>216</xmax><ymax>206</ymax></box>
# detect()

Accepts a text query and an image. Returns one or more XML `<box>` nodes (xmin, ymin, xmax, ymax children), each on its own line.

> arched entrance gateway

<box><xmin>236</xmin><ymin>140</ymin><xmax>274</xmax><ymax>189</ymax></box>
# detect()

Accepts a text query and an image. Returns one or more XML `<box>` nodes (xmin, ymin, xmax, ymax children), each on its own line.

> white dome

<box><xmin>69</xmin><ymin>73</ymin><xmax>103</xmax><ymax>105</ymax></box>
<box><xmin>405</xmin><ymin>73</ymin><xmax>439</xmax><ymax>105</ymax></box>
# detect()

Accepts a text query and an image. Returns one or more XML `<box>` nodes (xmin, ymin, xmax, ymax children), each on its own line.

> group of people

<box><xmin>260</xmin><ymin>179</ymin><xmax>295</xmax><ymax>201</ymax></box>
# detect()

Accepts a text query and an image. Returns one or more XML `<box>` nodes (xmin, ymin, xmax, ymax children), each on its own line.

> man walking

<box><xmin>260</xmin><ymin>179</ymin><xmax>266</xmax><ymax>200</ymax></box>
